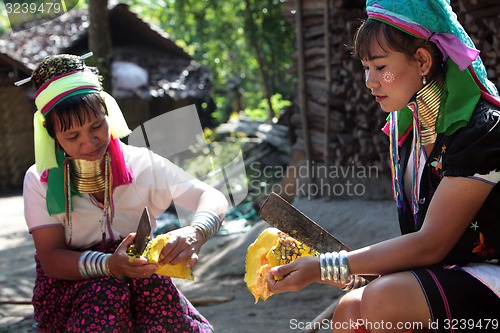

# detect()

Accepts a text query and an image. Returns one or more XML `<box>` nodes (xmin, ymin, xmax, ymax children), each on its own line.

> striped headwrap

<box><xmin>32</xmin><ymin>54</ymin><xmax>133</xmax><ymax>214</ymax></box>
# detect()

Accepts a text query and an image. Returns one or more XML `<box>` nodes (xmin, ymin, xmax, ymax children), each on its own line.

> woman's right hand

<box><xmin>266</xmin><ymin>256</ymin><xmax>347</xmax><ymax>294</ymax></box>
<box><xmin>266</xmin><ymin>256</ymin><xmax>320</xmax><ymax>294</ymax></box>
<box><xmin>109</xmin><ymin>233</ymin><xmax>158</xmax><ymax>278</ymax></box>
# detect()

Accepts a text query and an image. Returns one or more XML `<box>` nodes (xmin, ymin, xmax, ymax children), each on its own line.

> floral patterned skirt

<box><xmin>32</xmin><ymin>241</ymin><xmax>213</xmax><ymax>333</ymax></box>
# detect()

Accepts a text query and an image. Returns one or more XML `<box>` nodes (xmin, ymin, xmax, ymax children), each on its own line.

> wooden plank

<box><xmin>296</xmin><ymin>0</ymin><xmax>313</xmax><ymax>184</ymax></box>
<box><xmin>323</xmin><ymin>0</ymin><xmax>332</xmax><ymax>200</ymax></box>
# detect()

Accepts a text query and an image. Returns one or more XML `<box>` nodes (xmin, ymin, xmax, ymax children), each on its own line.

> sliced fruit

<box><xmin>245</xmin><ymin>227</ymin><xmax>316</xmax><ymax>303</ymax></box>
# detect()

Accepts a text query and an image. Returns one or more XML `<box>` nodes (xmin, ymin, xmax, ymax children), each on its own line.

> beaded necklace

<box><xmin>389</xmin><ymin>111</ymin><xmax>405</xmax><ymax>210</ymax></box>
<box><xmin>390</xmin><ymin>77</ymin><xmax>443</xmax><ymax>225</ymax></box>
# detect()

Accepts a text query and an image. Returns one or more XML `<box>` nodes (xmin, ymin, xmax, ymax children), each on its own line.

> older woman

<box><xmin>23</xmin><ymin>54</ymin><xmax>228</xmax><ymax>332</ymax></box>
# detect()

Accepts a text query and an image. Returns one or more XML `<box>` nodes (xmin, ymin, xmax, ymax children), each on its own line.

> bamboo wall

<box><xmin>0</xmin><ymin>83</ymin><xmax>35</xmax><ymax>192</ymax></box>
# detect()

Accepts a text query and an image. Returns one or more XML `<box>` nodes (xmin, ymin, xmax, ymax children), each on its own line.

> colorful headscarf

<box><xmin>365</xmin><ymin>0</ymin><xmax>500</xmax><ymax>220</ymax></box>
<box><xmin>370</xmin><ymin>0</ymin><xmax>500</xmax><ymax>141</ymax></box>
<box><xmin>33</xmin><ymin>59</ymin><xmax>133</xmax><ymax>215</ymax></box>
<box><xmin>367</xmin><ymin>0</ymin><xmax>497</xmax><ymax>95</ymax></box>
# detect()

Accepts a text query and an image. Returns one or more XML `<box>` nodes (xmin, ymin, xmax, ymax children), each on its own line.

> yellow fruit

<box><xmin>244</xmin><ymin>227</ymin><xmax>317</xmax><ymax>303</ymax></box>
<box><xmin>141</xmin><ymin>233</ymin><xmax>194</xmax><ymax>280</ymax></box>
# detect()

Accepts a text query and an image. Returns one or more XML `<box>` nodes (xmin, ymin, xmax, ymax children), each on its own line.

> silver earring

<box><xmin>422</xmin><ymin>74</ymin><xmax>427</xmax><ymax>85</ymax></box>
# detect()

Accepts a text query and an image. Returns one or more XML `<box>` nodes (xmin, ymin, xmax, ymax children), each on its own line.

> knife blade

<box><xmin>258</xmin><ymin>192</ymin><xmax>350</xmax><ymax>253</ymax></box>
<box><xmin>128</xmin><ymin>206</ymin><xmax>152</xmax><ymax>256</ymax></box>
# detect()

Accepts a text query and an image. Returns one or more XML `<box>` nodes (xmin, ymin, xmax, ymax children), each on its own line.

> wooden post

<box><xmin>243</xmin><ymin>0</ymin><xmax>275</xmax><ymax>123</ymax></box>
<box><xmin>323</xmin><ymin>0</ymin><xmax>333</xmax><ymax>200</ymax></box>
<box><xmin>296</xmin><ymin>0</ymin><xmax>313</xmax><ymax>184</ymax></box>
<box><xmin>88</xmin><ymin>0</ymin><xmax>112</xmax><ymax>93</ymax></box>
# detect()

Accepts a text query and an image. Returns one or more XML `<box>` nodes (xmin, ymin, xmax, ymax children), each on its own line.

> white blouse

<box><xmin>23</xmin><ymin>143</ymin><xmax>206</xmax><ymax>249</ymax></box>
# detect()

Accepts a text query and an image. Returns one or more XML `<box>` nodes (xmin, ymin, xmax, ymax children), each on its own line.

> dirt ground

<box><xmin>0</xmin><ymin>194</ymin><xmax>399</xmax><ymax>333</ymax></box>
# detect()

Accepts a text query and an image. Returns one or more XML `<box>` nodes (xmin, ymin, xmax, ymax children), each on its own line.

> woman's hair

<box><xmin>353</xmin><ymin>19</ymin><xmax>444</xmax><ymax>80</ymax></box>
<box><xmin>32</xmin><ymin>54</ymin><xmax>107</xmax><ymax>138</ymax></box>
<box><xmin>43</xmin><ymin>94</ymin><xmax>108</xmax><ymax>138</ymax></box>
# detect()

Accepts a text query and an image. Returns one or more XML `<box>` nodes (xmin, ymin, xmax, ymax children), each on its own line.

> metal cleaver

<box><xmin>127</xmin><ymin>206</ymin><xmax>152</xmax><ymax>256</ymax></box>
<box><xmin>258</xmin><ymin>192</ymin><xmax>377</xmax><ymax>282</ymax></box>
<box><xmin>258</xmin><ymin>192</ymin><xmax>350</xmax><ymax>253</ymax></box>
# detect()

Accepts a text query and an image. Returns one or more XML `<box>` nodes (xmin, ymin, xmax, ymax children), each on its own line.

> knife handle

<box><xmin>126</xmin><ymin>244</ymin><xmax>138</xmax><ymax>256</ymax></box>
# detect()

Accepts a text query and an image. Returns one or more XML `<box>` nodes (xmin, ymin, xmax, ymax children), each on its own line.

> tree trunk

<box><xmin>88</xmin><ymin>0</ymin><xmax>113</xmax><ymax>92</ymax></box>
<box><xmin>243</xmin><ymin>0</ymin><xmax>275</xmax><ymax>123</ymax></box>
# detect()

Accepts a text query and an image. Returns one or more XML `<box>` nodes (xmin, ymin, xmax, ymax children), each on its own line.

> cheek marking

<box><xmin>382</xmin><ymin>71</ymin><xmax>395</xmax><ymax>84</ymax></box>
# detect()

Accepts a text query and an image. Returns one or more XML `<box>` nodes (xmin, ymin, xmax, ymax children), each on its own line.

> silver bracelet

<box><xmin>97</xmin><ymin>253</ymin><xmax>108</xmax><ymax>276</ymax></box>
<box><xmin>332</xmin><ymin>252</ymin><xmax>340</xmax><ymax>283</ymax></box>
<box><xmin>84</xmin><ymin>251</ymin><xmax>96</xmax><ymax>278</ymax></box>
<box><xmin>102</xmin><ymin>254</ymin><xmax>113</xmax><ymax>277</ymax></box>
<box><xmin>78</xmin><ymin>251</ymin><xmax>113</xmax><ymax>279</ymax></box>
<box><xmin>320</xmin><ymin>252</ymin><xmax>339</xmax><ymax>282</ymax></box>
<box><xmin>101</xmin><ymin>253</ymin><xmax>111</xmax><ymax>277</ymax></box>
<box><xmin>94</xmin><ymin>253</ymin><xmax>102</xmax><ymax>277</ymax></box>
<box><xmin>320</xmin><ymin>251</ymin><xmax>352</xmax><ymax>285</ymax></box>
<box><xmin>87</xmin><ymin>251</ymin><xmax>100</xmax><ymax>278</ymax></box>
<box><xmin>325</xmin><ymin>252</ymin><xmax>333</xmax><ymax>281</ymax></box>
<box><xmin>319</xmin><ymin>253</ymin><xmax>327</xmax><ymax>281</ymax></box>
<box><xmin>78</xmin><ymin>250</ymin><xmax>92</xmax><ymax>279</ymax></box>
<box><xmin>191</xmin><ymin>208</ymin><xmax>222</xmax><ymax>242</ymax></box>
<box><xmin>338</xmin><ymin>250</ymin><xmax>351</xmax><ymax>284</ymax></box>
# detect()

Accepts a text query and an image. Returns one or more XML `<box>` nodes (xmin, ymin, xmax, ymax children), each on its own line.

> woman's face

<box><xmin>54</xmin><ymin>111</ymin><xmax>110</xmax><ymax>161</ymax></box>
<box><xmin>361</xmin><ymin>36</ymin><xmax>424</xmax><ymax>112</ymax></box>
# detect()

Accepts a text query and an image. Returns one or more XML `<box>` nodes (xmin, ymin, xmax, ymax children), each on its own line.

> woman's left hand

<box><xmin>157</xmin><ymin>226</ymin><xmax>203</xmax><ymax>267</ymax></box>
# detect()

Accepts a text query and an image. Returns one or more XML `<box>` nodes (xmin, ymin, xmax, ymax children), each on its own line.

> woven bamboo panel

<box><xmin>0</xmin><ymin>84</ymin><xmax>35</xmax><ymax>191</ymax></box>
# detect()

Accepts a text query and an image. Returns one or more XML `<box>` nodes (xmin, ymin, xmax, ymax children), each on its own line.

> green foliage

<box><xmin>121</xmin><ymin>0</ymin><xmax>295</xmax><ymax>125</ymax></box>
<box><xmin>0</xmin><ymin>2</ymin><xmax>9</xmax><ymax>34</ymax></box>
<box><xmin>0</xmin><ymin>0</ymin><xmax>296</xmax><ymax>124</ymax></box>
<box><xmin>0</xmin><ymin>0</ymin><xmax>84</xmax><ymax>34</ymax></box>
<box><xmin>175</xmin><ymin>140</ymin><xmax>245</xmax><ymax>189</ymax></box>
<box><xmin>243</xmin><ymin>93</ymin><xmax>291</xmax><ymax>121</ymax></box>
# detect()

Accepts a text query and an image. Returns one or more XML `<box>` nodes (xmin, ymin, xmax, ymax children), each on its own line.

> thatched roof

<box><xmin>0</xmin><ymin>3</ymin><xmax>210</xmax><ymax>100</ymax></box>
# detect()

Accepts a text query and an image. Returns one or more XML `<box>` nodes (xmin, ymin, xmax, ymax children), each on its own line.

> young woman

<box><xmin>266</xmin><ymin>1</ymin><xmax>500</xmax><ymax>332</ymax></box>
<box><xmin>23</xmin><ymin>54</ymin><xmax>228</xmax><ymax>332</ymax></box>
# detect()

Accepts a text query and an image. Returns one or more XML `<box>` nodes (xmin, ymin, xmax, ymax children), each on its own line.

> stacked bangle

<box><xmin>319</xmin><ymin>253</ymin><xmax>327</xmax><ymax>281</ymax></box>
<box><xmin>338</xmin><ymin>250</ymin><xmax>350</xmax><ymax>284</ymax></box>
<box><xmin>78</xmin><ymin>251</ymin><xmax>114</xmax><ymax>279</ymax></box>
<box><xmin>319</xmin><ymin>250</ymin><xmax>371</xmax><ymax>291</ymax></box>
<box><xmin>320</xmin><ymin>252</ymin><xmax>340</xmax><ymax>281</ymax></box>
<box><xmin>319</xmin><ymin>250</ymin><xmax>351</xmax><ymax>284</ymax></box>
<box><xmin>191</xmin><ymin>208</ymin><xmax>222</xmax><ymax>242</ymax></box>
